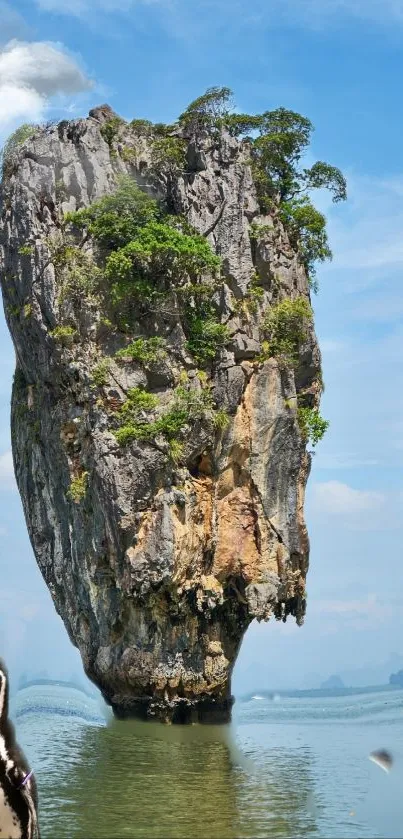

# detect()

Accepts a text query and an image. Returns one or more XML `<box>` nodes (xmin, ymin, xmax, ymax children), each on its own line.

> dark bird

<box><xmin>0</xmin><ymin>658</ymin><xmax>40</xmax><ymax>838</ymax></box>
<box><xmin>369</xmin><ymin>749</ymin><xmax>393</xmax><ymax>773</ymax></box>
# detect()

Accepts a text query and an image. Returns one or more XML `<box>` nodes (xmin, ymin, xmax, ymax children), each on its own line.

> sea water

<box><xmin>11</xmin><ymin>684</ymin><xmax>403</xmax><ymax>838</ymax></box>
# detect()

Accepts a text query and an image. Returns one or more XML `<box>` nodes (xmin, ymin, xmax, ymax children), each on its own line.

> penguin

<box><xmin>0</xmin><ymin>659</ymin><xmax>40</xmax><ymax>839</ymax></box>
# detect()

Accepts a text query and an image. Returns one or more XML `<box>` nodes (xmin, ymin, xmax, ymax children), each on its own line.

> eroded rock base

<box><xmin>112</xmin><ymin>693</ymin><xmax>235</xmax><ymax>724</ymax></box>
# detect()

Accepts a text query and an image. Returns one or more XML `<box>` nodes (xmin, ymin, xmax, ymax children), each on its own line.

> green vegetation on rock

<box><xmin>262</xmin><ymin>297</ymin><xmax>312</xmax><ymax>364</ymax></box>
<box><xmin>179</xmin><ymin>87</ymin><xmax>234</xmax><ymax>135</ymax></box>
<box><xmin>114</xmin><ymin>384</ymin><xmax>226</xmax><ymax>452</ymax></box>
<box><xmin>91</xmin><ymin>358</ymin><xmax>112</xmax><ymax>387</ymax></box>
<box><xmin>104</xmin><ymin>219</ymin><xmax>220</xmax><ymax>294</ymax></box>
<box><xmin>67</xmin><ymin>471</ymin><xmax>89</xmax><ymax>503</ymax></box>
<box><xmin>297</xmin><ymin>406</ymin><xmax>329</xmax><ymax>447</ymax></box>
<box><xmin>250</xmin><ymin>106</ymin><xmax>346</xmax><ymax>288</ymax></box>
<box><xmin>1</xmin><ymin>124</ymin><xmax>37</xmax><ymax>180</ymax></box>
<box><xmin>65</xmin><ymin>177</ymin><xmax>159</xmax><ymax>251</ymax></box>
<box><xmin>47</xmin><ymin>236</ymin><xmax>102</xmax><ymax>304</ymax></box>
<box><xmin>224</xmin><ymin>113</ymin><xmax>266</xmax><ymax>138</ymax></box>
<box><xmin>234</xmin><ymin>274</ymin><xmax>265</xmax><ymax>319</ymax></box>
<box><xmin>18</xmin><ymin>244</ymin><xmax>34</xmax><ymax>257</ymax></box>
<box><xmin>179</xmin><ymin>87</ymin><xmax>346</xmax><ymax>290</ymax></box>
<box><xmin>167</xmin><ymin>439</ymin><xmax>184</xmax><ymax>464</ymax></box>
<box><xmin>151</xmin><ymin>136</ymin><xmax>187</xmax><ymax>177</ymax></box>
<box><xmin>184</xmin><ymin>306</ymin><xmax>229</xmax><ymax>365</ymax></box>
<box><xmin>115</xmin><ymin>336</ymin><xmax>166</xmax><ymax>364</ymax></box>
<box><xmin>279</xmin><ymin>200</ymin><xmax>331</xmax><ymax>294</ymax></box>
<box><xmin>50</xmin><ymin>325</ymin><xmax>77</xmax><ymax>346</ymax></box>
<box><xmin>100</xmin><ymin>117</ymin><xmax>124</xmax><ymax>150</ymax></box>
<box><xmin>49</xmin><ymin>90</ymin><xmax>336</xmax><ymax>455</ymax></box>
<box><xmin>66</xmin><ymin>177</ymin><xmax>226</xmax><ymax>364</ymax></box>
<box><xmin>130</xmin><ymin>118</ymin><xmax>153</xmax><ymax>136</ymax></box>
<box><xmin>213</xmin><ymin>408</ymin><xmax>230</xmax><ymax>430</ymax></box>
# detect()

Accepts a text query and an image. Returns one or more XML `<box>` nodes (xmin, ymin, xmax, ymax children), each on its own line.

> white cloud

<box><xmin>0</xmin><ymin>40</ymin><xmax>92</xmax><ymax>97</ymax></box>
<box><xmin>0</xmin><ymin>40</ymin><xmax>92</xmax><ymax>143</ymax></box>
<box><xmin>0</xmin><ymin>83</ymin><xmax>44</xmax><ymax>127</ymax></box>
<box><xmin>310</xmin><ymin>481</ymin><xmax>385</xmax><ymax>515</ymax></box>
<box><xmin>0</xmin><ymin>450</ymin><xmax>16</xmax><ymax>491</ymax></box>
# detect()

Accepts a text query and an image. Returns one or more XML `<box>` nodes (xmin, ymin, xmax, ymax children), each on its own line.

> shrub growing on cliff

<box><xmin>67</xmin><ymin>471</ymin><xmax>89</xmax><ymax>503</ymax></box>
<box><xmin>184</xmin><ymin>307</ymin><xmax>229</xmax><ymax>365</ymax></box>
<box><xmin>297</xmin><ymin>406</ymin><xmax>329</xmax><ymax>447</ymax></box>
<box><xmin>250</xmin><ymin>108</ymin><xmax>346</xmax><ymax>285</ymax></box>
<box><xmin>130</xmin><ymin>118</ymin><xmax>153</xmax><ymax>136</ymax></box>
<box><xmin>65</xmin><ymin>178</ymin><xmax>227</xmax><ymax>362</ymax></box>
<box><xmin>91</xmin><ymin>358</ymin><xmax>112</xmax><ymax>387</ymax></box>
<box><xmin>71</xmin><ymin>92</ymin><xmax>346</xmax><ymax>295</ymax></box>
<box><xmin>119</xmin><ymin>387</ymin><xmax>159</xmax><ymax>418</ymax></box>
<box><xmin>105</xmin><ymin>220</ymin><xmax>220</xmax><ymax>288</ymax></box>
<box><xmin>18</xmin><ymin>244</ymin><xmax>34</xmax><ymax>256</ymax></box>
<box><xmin>65</xmin><ymin>177</ymin><xmax>159</xmax><ymax>251</ymax></box>
<box><xmin>151</xmin><ymin>136</ymin><xmax>187</xmax><ymax>178</ymax></box>
<box><xmin>100</xmin><ymin>117</ymin><xmax>124</xmax><ymax>150</ymax></box>
<box><xmin>179</xmin><ymin>87</ymin><xmax>234</xmax><ymax>135</ymax></box>
<box><xmin>262</xmin><ymin>297</ymin><xmax>312</xmax><ymax>364</ymax></box>
<box><xmin>252</xmin><ymin>109</ymin><xmax>347</xmax><ymax>206</ymax></box>
<box><xmin>279</xmin><ymin>199</ymin><xmax>331</xmax><ymax>292</ymax></box>
<box><xmin>234</xmin><ymin>274</ymin><xmax>265</xmax><ymax>317</ymax></box>
<box><xmin>47</xmin><ymin>236</ymin><xmax>102</xmax><ymax>303</ymax></box>
<box><xmin>50</xmin><ymin>325</ymin><xmax>77</xmax><ymax>347</ymax></box>
<box><xmin>114</xmin><ymin>384</ymin><xmax>225</xmax><ymax>449</ymax></box>
<box><xmin>104</xmin><ymin>218</ymin><xmax>222</xmax><ymax>332</ymax></box>
<box><xmin>177</xmin><ymin>88</ymin><xmax>346</xmax><ymax>287</ymax></box>
<box><xmin>115</xmin><ymin>336</ymin><xmax>166</xmax><ymax>364</ymax></box>
<box><xmin>1</xmin><ymin>123</ymin><xmax>37</xmax><ymax>179</ymax></box>
<box><xmin>213</xmin><ymin>408</ymin><xmax>230</xmax><ymax>430</ymax></box>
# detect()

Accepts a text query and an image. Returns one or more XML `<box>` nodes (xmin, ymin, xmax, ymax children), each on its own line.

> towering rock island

<box><xmin>0</xmin><ymin>93</ymin><xmax>338</xmax><ymax>722</ymax></box>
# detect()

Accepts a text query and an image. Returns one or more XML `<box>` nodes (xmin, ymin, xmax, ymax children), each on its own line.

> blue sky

<box><xmin>1</xmin><ymin>0</ymin><xmax>403</xmax><ymax>691</ymax></box>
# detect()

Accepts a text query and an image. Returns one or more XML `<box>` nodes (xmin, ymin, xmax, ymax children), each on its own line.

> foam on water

<box><xmin>12</xmin><ymin>684</ymin><xmax>108</xmax><ymax>727</ymax></box>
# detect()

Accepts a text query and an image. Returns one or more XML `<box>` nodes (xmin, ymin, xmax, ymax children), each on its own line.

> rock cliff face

<box><xmin>0</xmin><ymin>106</ymin><xmax>321</xmax><ymax>722</ymax></box>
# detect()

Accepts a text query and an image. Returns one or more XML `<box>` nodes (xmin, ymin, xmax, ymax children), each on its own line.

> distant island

<box><xmin>320</xmin><ymin>675</ymin><xmax>345</xmax><ymax>690</ymax></box>
<box><xmin>389</xmin><ymin>669</ymin><xmax>403</xmax><ymax>687</ymax></box>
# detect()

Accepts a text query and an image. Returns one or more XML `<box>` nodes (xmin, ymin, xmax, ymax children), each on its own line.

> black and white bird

<box><xmin>0</xmin><ymin>658</ymin><xmax>40</xmax><ymax>838</ymax></box>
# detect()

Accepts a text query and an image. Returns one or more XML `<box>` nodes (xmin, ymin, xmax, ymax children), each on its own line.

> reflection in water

<box><xmin>60</xmin><ymin>721</ymin><xmax>243</xmax><ymax>838</ymax></box>
<box><xmin>236</xmin><ymin>741</ymin><xmax>319</xmax><ymax>838</ymax></box>
<box><xmin>19</xmin><ymin>706</ymin><xmax>318</xmax><ymax>838</ymax></box>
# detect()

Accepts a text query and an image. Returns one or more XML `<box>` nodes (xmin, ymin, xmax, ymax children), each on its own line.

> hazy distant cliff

<box><xmin>0</xmin><ymin>97</ymin><xmax>325</xmax><ymax>722</ymax></box>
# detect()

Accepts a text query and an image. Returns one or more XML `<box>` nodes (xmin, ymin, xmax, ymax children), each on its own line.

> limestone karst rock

<box><xmin>0</xmin><ymin>105</ymin><xmax>322</xmax><ymax>722</ymax></box>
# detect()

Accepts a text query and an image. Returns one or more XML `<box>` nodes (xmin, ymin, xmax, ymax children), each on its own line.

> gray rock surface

<box><xmin>0</xmin><ymin>109</ymin><xmax>322</xmax><ymax>722</ymax></box>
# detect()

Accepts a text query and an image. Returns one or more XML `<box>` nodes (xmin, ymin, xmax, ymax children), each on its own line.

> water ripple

<box><xmin>10</xmin><ymin>685</ymin><xmax>403</xmax><ymax>838</ymax></box>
